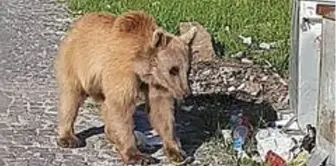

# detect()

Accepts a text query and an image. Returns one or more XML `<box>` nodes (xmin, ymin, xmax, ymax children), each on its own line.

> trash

<box><xmin>133</xmin><ymin>110</ymin><xmax>162</xmax><ymax>151</ymax></box>
<box><xmin>275</xmin><ymin>112</ymin><xmax>300</xmax><ymax>130</ymax></box>
<box><xmin>229</xmin><ymin>111</ymin><xmax>253</xmax><ymax>159</ymax></box>
<box><xmin>134</xmin><ymin>130</ymin><xmax>148</xmax><ymax>147</ymax></box>
<box><xmin>134</xmin><ymin>129</ymin><xmax>162</xmax><ymax>150</ymax></box>
<box><xmin>255</xmin><ymin>128</ymin><xmax>298</xmax><ymax>162</ymax></box>
<box><xmin>225</xmin><ymin>26</ymin><xmax>230</xmax><ymax>32</ymax></box>
<box><xmin>180</xmin><ymin>105</ymin><xmax>193</xmax><ymax>112</ymax></box>
<box><xmin>300</xmin><ymin>124</ymin><xmax>316</xmax><ymax>153</ymax></box>
<box><xmin>259</xmin><ymin>42</ymin><xmax>277</xmax><ymax>50</ymax></box>
<box><xmin>221</xmin><ymin>129</ymin><xmax>232</xmax><ymax>147</ymax></box>
<box><xmin>239</xmin><ymin>35</ymin><xmax>252</xmax><ymax>45</ymax></box>
<box><xmin>259</xmin><ymin>42</ymin><xmax>271</xmax><ymax>50</ymax></box>
<box><xmin>288</xmin><ymin>150</ymin><xmax>309</xmax><ymax>166</ymax></box>
<box><xmin>232</xmin><ymin>127</ymin><xmax>247</xmax><ymax>152</ymax></box>
<box><xmin>265</xmin><ymin>150</ymin><xmax>286</xmax><ymax>166</ymax></box>
<box><xmin>258</xmin><ymin>42</ymin><xmax>276</xmax><ymax>50</ymax></box>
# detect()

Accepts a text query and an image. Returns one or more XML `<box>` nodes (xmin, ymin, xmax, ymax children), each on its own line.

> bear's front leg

<box><xmin>101</xmin><ymin>99</ymin><xmax>157</xmax><ymax>166</ymax></box>
<box><xmin>148</xmin><ymin>86</ymin><xmax>189</xmax><ymax>164</ymax></box>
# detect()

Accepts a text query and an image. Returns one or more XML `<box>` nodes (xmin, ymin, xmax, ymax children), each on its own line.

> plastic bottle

<box><xmin>230</xmin><ymin>112</ymin><xmax>252</xmax><ymax>156</ymax></box>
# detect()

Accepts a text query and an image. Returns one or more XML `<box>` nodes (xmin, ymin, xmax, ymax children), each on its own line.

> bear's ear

<box><xmin>151</xmin><ymin>28</ymin><xmax>170</xmax><ymax>48</ymax></box>
<box><xmin>179</xmin><ymin>26</ymin><xmax>197</xmax><ymax>45</ymax></box>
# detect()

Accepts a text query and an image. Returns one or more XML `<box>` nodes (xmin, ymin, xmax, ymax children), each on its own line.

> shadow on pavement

<box><xmin>74</xmin><ymin>92</ymin><xmax>277</xmax><ymax>159</ymax></box>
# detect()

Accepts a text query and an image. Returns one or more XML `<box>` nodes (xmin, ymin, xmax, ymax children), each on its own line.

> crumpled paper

<box><xmin>133</xmin><ymin>109</ymin><xmax>163</xmax><ymax>149</ymax></box>
<box><xmin>255</xmin><ymin>128</ymin><xmax>297</xmax><ymax>162</ymax></box>
<box><xmin>134</xmin><ymin>129</ymin><xmax>162</xmax><ymax>149</ymax></box>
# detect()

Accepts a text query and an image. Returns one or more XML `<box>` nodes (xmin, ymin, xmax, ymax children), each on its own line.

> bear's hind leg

<box><xmin>56</xmin><ymin>82</ymin><xmax>85</xmax><ymax>148</ymax></box>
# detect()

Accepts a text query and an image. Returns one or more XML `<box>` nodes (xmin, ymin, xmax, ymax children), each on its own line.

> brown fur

<box><xmin>54</xmin><ymin>10</ymin><xmax>197</xmax><ymax>165</ymax></box>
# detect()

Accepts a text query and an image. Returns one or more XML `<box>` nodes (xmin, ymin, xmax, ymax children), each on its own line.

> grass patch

<box><xmin>67</xmin><ymin>0</ymin><xmax>291</xmax><ymax>74</ymax></box>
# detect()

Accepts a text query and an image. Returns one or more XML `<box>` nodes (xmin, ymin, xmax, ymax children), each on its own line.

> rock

<box><xmin>237</xmin><ymin>83</ymin><xmax>245</xmax><ymax>90</ymax></box>
<box><xmin>179</xmin><ymin>22</ymin><xmax>216</xmax><ymax>63</ymax></box>
<box><xmin>228</xmin><ymin>86</ymin><xmax>236</xmax><ymax>92</ymax></box>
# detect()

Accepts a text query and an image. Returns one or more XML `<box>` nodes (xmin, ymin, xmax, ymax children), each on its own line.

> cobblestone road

<box><xmin>0</xmin><ymin>1</ymin><xmax>208</xmax><ymax>165</ymax></box>
<box><xmin>0</xmin><ymin>0</ymin><xmax>128</xmax><ymax>165</ymax></box>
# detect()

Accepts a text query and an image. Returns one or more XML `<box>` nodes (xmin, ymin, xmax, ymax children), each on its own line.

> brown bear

<box><xmin>54</xmin><ymin>10</ymin><xmax>197</xmax><ymax>165</ymax></box>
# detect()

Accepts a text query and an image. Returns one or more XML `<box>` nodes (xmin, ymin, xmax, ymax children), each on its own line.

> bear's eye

<box><xmin>169</xmin><ymin>66</ymin><xmax>179</xmax><ymax>76</ymax></box>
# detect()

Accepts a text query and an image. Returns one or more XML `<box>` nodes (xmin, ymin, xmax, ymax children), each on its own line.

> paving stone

<box><xmin>0</xmin><ymin>0</ymin><xmax>213</xmax><ymax>165</ymax></box>
<box><xmin>0</xmin><ymin>151</ymin><xmax>15</xmax><ymax>160</ymax></box>
<box><xmin>28</xmin><ymin>159</ymin><xmax>51</xmax><ymax>166</ymax></box>
<box><xmin>4</xmin><ymin>159</ymin><xmax>29</xmax><ymax>166</ymax></box>
<box><xmin>0</xmin><ymin>123</ymin><xmax>10</xmax><ymax>129</ymax></box>
<box><xmin>0</xmin><ymin>159</ymin><xmax>5</xmax><ymax>166</ymax></box>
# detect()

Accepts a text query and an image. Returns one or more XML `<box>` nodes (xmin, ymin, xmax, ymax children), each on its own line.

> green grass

<box><xmin>67</xmin><ymin>0</ymin><xmax>291</xmax><ymax>74</ymax></box>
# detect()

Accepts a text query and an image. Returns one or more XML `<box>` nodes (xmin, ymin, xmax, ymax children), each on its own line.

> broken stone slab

<box><xmin>189</xmin><ymin>59</ymin><xmax>289</xmax><ymax>111</ymax></box>
<box><xmin>179</xmin><ymin>22</ymin><xmax>216</xmax><ymax>63</ymax></box>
